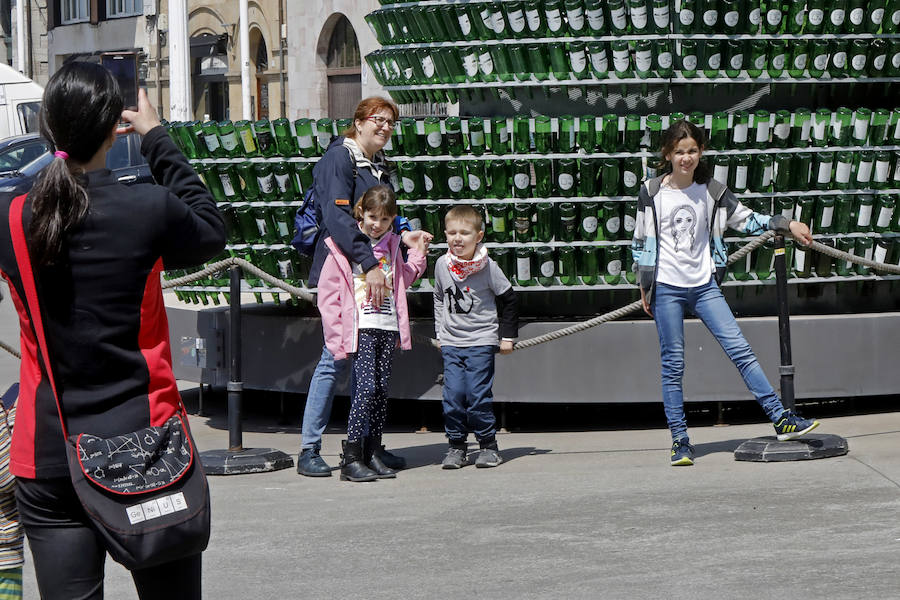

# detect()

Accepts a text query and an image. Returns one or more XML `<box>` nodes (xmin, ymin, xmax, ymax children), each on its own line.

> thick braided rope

<box><xmin>807</xmin><ymin>239</ymin><xmax>900</xmax><ymax>274</ymax></box>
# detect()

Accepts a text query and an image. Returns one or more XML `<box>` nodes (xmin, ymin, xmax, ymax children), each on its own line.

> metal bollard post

<box><xmin>772</xmin><ymin>234</ymin><xmax>795</xmax><ymax>412</ymax></box>
<box><xmin>228</xmin><ymin>265</ymin><xmax>243</xmax><ymax>452</ymax></box>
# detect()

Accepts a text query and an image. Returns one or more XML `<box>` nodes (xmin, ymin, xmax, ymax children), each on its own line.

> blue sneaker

<box><xmin>670</xmin><ymin>438</ymin><xmax>694</xmax><ymax>466</ymax></box>
<box><xmin>774</xmin><ymin>411</ymin><xmax>820</xmax><ymax>441</ymax></box>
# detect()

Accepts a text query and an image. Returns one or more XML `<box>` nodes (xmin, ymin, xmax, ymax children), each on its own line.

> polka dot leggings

<box><xmin>347</xmin><ymin>328</ymin><xmax>399</xmax><ymax>442</ymax></box>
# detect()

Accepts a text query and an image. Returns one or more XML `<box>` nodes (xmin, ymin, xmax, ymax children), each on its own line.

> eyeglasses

<box><xmin>367</xmin><ymin>115</ymin><xmax>396</xmax><ymax>129</ymax></box>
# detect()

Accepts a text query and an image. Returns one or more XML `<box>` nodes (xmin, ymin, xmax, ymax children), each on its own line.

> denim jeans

<box><xmin>441</xmin><ymin>345</ymin><xmax>497</xmax><ymax>444</ymax></box>
<box><xmin>653</xmin><ymin>278</ymin><xmax>785</xmax><ymax>441</ymax></box>
<box><xmin>300</xmin><ymin>345</ymin><xmax>351</xmax><ymax>450</ymax></box>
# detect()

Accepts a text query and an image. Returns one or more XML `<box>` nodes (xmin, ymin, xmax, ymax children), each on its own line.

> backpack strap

<box><xmin>644</xmin><ymin>175</ymin><xmax>665</xmax><ymax>198</ymax></box>
<box><xmin>706</xmin><ymin>177</ymin><xmax>728</xmax><ymax>201</ymax></box>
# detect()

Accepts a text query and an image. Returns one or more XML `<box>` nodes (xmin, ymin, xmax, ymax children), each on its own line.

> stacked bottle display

<box><xmin>162</xmin><ymin>108</ymin><xmax>900</xmax><ymax>303</ymax></box>
<box><xmin>365</xmin><ymin>0</ymin><xmax>900</xmax><ymax>102</ymax></box>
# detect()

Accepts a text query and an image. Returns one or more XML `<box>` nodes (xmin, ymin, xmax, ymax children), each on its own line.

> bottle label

<box><xmin>851</xmin><ymin>54</ymin><xmax>867</xmax><ymax>71</ymax></box>
<box><xmin>470</xmin><ymin>130</ymin><xmax>485</xmax><ymax>147</ymax></box>
<box><xmin>448</xmin><ymin>176</ymin><xmax>464</xmax><ymax>193</ymax></box>
<box><xmin>658</xmin><ymin>51</ymin><xmax>674</xmax><ymax>69</ymax></box>
<box><xmin>259</xmin><ymin>174</ymin><xmax>276</xmax><ymax>194</ymax></box>
<box><xmin>795</xmin><ymin>9</ymin><xmax>805</xmax><ymax>26</ymax></box>
<box><xmin>795</xmin><ymin>249</ymin><xmax>806</xmax><ymax>271</ymax></box>
<box><xmin>568</xmin><ymin>7</ymin><xmax>586</xmax><ymax>30</ymax></box>
<box><xmin>402</xmin><ymin>177</ymin><xmax>416</xmax><ymax>194</ymax></box>
<box><xmin>592</xmin><ymin>49</ymin><xmax>609</xmax><ymax>72</ymax></box>
<box><xmin>820</xmin><ymin>206</ymin><xmax>834</xmax><ymax>228</ymax></box>
<box><xmin>587</xmin><ymin>7</ymin><xmax>605</xmax><ymax>30</ymax></box>
<box><xmin>877</xmin><ymin>207</ymin><xmax>892</xmax><ymax>228</ymax></box>
<box><xmin>526</xmin><ymin>8</ymin><xmax>541</xmax><ymax>30</ymax></box>
<box><xmin>463</xmin><ymin>53</ymin><xmax>479</xmax><ymax>77</ymax></box>
<box><xmin>682</xmin><ymin>54</ymin><xmax>698</xmax><ymax>70</ymax></box>
<box><xmin>611</xmin><ymin>6</ymin><xmax>628</xmax><ymax>29</ymax></box>
<box><xmin>427</xmin><ymin>131</ymin><xmax>442</xmax><ymax>148</ymax></box>
<box><xmin>774</xmin><ymin>122</ymin><xmax>790</xmax><ymax>139</ymax></box>
<box><xmin>832</xmin><ymin>120</ymin><xmax>843</xmax><ymax>139</ymax></box>
<box><xmin>856</xmin><ymin>160</ymin><xmax>873</xmax><ymax>183</ymax></box>
<box><xmin>480</xmin><ymin>7</ymin><xmax>494</xmax><ymax>30</ymax></box>
<box><xmin>755</xmin><ymin>120</ymin><xmax>770</xmax><ymax>143</ymax></box>
<box><xmin>479</xmin><ymin>52</ymin><xmax>494</xmax><ymax>75</ymax></box>
<box><xmin>854</xmin><ymin>118</ymin><xmax>869</xmax><ymax>141</ymax></box>
<box><xmin>703</xmin><ymin>9</ymin><xmax>718</xmax><ymax>26</ymax></box>
<box><xmin>623</xmin><ymin>171</ymin><xmax>638</xmax><ymax>189</ymax></box>
<box><xmin>424</xmin><ymin>175</ymin><xmax>434</xmax><ymax>192</ymax></box>
<box><xmin>422</xmin><ymin>55</ymin><xmax>436</xmax><ymax>78</ymax></box>
<box><xmin>733</xmin><ymin>122</ymin><xmax>748</xmax><ymax>143</ymax></box>
<box><xmin>635</xmin><ymin>50</ymin><xmax>653</xmax><ymax>72</ymax></box>
<box><xmin>707</xmin><ymin>52</ymin><xmax>722</xmax><ymax>70</ymax></box>
<box><xmin>730</xmin><ymin>53</ymin><xmax>744</xmax><ymax>70</ymax></box>
<box><xmin>875</xmin><ymin>159</ymin><xmax>890</xmax><ymax>181</ymax></box>
<box><xmin>240</xmin><ymin>129</ymin><xmax>258</xmax><ymax>153</ymax></box>
<box><xmin>492</xmin><ymin>215</ymin><xmax>506</xmax><ymax>233</ymax></box>
<box><xmin>547</xmin><ymin>8</ymin><xmax>563</xmax><ymax>31</ymax></box>
<box><xmin>316</xmin><ymin>131</ymin><xmax>330</xmax><ymax>150</ymax></box>
<box><xmin>632</xmin><ymin>5</ymin><xmax>648</xmax><ymax>28</ymax></box>
<box><xmin>833</xmin><ymin>9</ymin><xmax>846</xmax><ymax>25</ymax></box>
<box><xmin>754</xmin><ymin>54</ymin><xmax>766</xmax><ymax>70</ymax></box>
<box><xmin>540</xmin><ymin>260</ymin><xmax>555</xmax><ymax>278</ymax></box>
<box><xmin>850</xmin><ymin>7</ymin><xmax>864</xmax><ymax>25</ymax></box>
<box><xmin>469</xmin><ymin>174</ymin><xmax>482</xmax><ymax>191</ymax></box>
<box><xmin>499</xmin><ymin>127</ymin><xmax>510</xmax><ymax>144</ymax></box>
<box><xmin>255</xmin><ymin>218</ymin><xmax>268</xmax><ymax>237</ymax></box>
<box><xmin>714</xmin><ymin>164</ymin><xmax>729</xmax><ymax>182</ymax></box>
<box><xmin>493</xmin><ymin>8</ymin><xmax>508</xmax><ymax>33</ymax></box>
<box><xmin>873</xmin><ymin>54</ymin><xmax>887</xmax><ymax>71</ymax></box>
<box><xmin>800</xmin><ymin>119</ymin><xmax>811</xmax><ymax>141</ymax></box>
<box><xmin>832</xmin><ymin>51</ymin><xmax>847</xmax><ymax>69</ymax></box>
<box><xmin>613</xmin><ymin>50</ymin><xmax>631</xmax><ymax>72</ymax></box>
<box><xmin>771</xmin><ymin>53</ymin><xmax>785</xmax><ymax>70</ymax></box>
<box><xmin>813</xmin><ymin>118</ymin><xmax>827</xmax><ymax>140</ymax></box>
<box><xmin>724</xmin><ymin>10</ymin><xmax>739</xmax><ymax>27</ymax></box>
<box><xmin>220</xmin><ymin>175</ymin><xmax>236</xmax><ymax>197</ymax></box>
<box><xmin>762</xmin><ymin>164</ymin><xmax>773</xmax><ymax>186</ymax></box>
<box><xmin>793</xmin><ymin>53</ymin><xmax>808</xmax><ymax>70</ymax></box>
<box><xmin>835</xmin><ymin>161</ymin><xmax>852</xmax><ymax>183</ymax></box>
<box><xmin>679</xmin><ymin>9</ymin><xmax>694</xmax><ymax>26</ymax></box>
<box><xmin>517</xmin><ymin>257</ymin><xmax>532</xmax><ymax>280</ymax></box>
<box><xmin>653</xmin><ymin>6</ymin><xmax>669</xmax><ymax>29</ymax></box>
<box><xmin>221</xmin><ymin>131</ymin><xmax>239</xmax><ymax>151</ymax></box>
<box><xmin>808</xmin><ymin>8</ymin><xmax>824</xmax><ymax>25</ymax></box>
<box><xmin>624</xmin><ymin>213</ymin><xmax>636</xmax><ymax>233</ymax></box>
<box><xmin>275</xmin><ymin>173</ymin><xmax>290</xmax><ymax>193</ymax></box>
<box><xmin>813</xmin><ymin>54</ymin><xmax>829</xmax><ymax>70</ymax></box>
<box><xmin>767</xmin><ymin>9</ymin><xmax>781</xmax><ymax>26</ymax></box>
<box><xmin>509</xmin><ymin>9</ymin><xmax>526</xmax><ymax>32</ymax></box>
<box><xmin>203</xmin><ymin>133</ymin><xmax>220</xmax><ymax>152</ymax></box>
<box><xmin>558</xmin><ymin>173</ymin><xmax>574</xmax><ymax>190</ymax></box>
<box><xmin>582</xmin><ymin>216</ymin><xmax>598</xmax><ymax>233</ymax></box>
<box><xmin>749</xmin><ymin>8</ymin><xmax>761</xmax><ymax>25</ymax></box>
<box><xmin>857</xmin><ymin>204</ymin><xmax>873</xmax><ymax>226</ymax></box>
<box><xmin>817</xmin><ymin>161</ymin><xmax>832</xmax><ymax>183</ymax></box>
<box><xmin>514</xmin><ymin>173</ymin><xmax>531</xmax><ymax>190</ymax></box>
<box><xmin>871</xmin><ymin>8</ymin><xmax>885</xmax><ymax>25</ymax></box>
<box><xmin>458</xmin><ymin>13</ymin><xmax>472</xmax><ymax>36</ymax></box>
<box><xmin>735</xmin><ymin>166</ymin><xmax>748</xmax><ymax>189</ymax></box>
<box><xmin>408</xmin><ymin>218</ymin><xmax>422</xmax><ymax>231</ymax></box>
<box><xmin>874</xmin><ymin>243</ymin><xmax>888</xmax><ymax>262</ymax></box>
<box><xmin>571</xmin><ymin>49</ymin><xmax>588</xmax><ymax>73</ymax></box>
<box><xmin>892</xmin><ymin>52</ymin><xmax>900</xmax><ymax>70</ymax></box>
<box><xmin>277</xmin><ymin>258</ymin><xmax>294</xmax><ymax>279</ymax></box>
<box><xmin>606</xmin><ymin>216</ymin><xmax>621</xmax><ymax>234</ymax></box>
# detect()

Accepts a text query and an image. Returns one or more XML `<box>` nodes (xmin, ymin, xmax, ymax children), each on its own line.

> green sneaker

<box><xmin>671</xmin><ymin>438</ymin><xmax>694</xmax><ymax>466</ymax></box>
<box><xmin>774</xmin><ymin>411</ymin><xmax>820</xmax><ymax>441</ymax></box>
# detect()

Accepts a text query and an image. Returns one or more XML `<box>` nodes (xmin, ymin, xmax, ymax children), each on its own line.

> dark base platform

<box><xmin>200</xmin><ymin>447</ymin><xmax>294</xmax><ymax>475</ymax></box>
<box><xmin>734</xmin><ymin>433</ymin><xmax>849</xmax><ymax>462</ymax></box>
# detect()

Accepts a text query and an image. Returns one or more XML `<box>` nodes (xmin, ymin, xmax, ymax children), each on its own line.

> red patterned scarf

<box><xmin>447</xmin><ymin>245</ymin><xmax>489</xmax><ymax>282</ymax></box>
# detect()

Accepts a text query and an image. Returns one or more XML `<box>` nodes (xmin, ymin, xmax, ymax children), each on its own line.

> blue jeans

<box><xmin>300</xmin><ymin>345</ymin><xmax>351</xmax><ymax>450</ymax></box>
<box><xmin>653</xmin><ymin>278</ymin><xmax>786</xmax><ymax>441</ymax></box>
<box><xmin>441</xmin><ymin>345</ymin><xmax>497</xmax><ymax>444</ymax></box>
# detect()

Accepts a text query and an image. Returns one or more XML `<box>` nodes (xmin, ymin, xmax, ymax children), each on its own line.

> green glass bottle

<box><xmin>646</xmin><ymin>114</ymin><xmax>663</xmax><ymax>150</ymax></box>
<box><xmin>489</xmin><ymin>203</ymin><xmax>511</xmax><ymax>243</ymax></box>
<box><xmin>515</xmin><ymin>247</ymin><xmax>535</xmax><ymax>286</ymax></box>
<box><xmin>807</xmin><ymin>39</ymin><xmax>829</xmax><ymax>79</ymax></box>
<box><xmin>849</xmin><ymin>39</ymin><xmax>869</xmax><ymax>77</ymax></box>
<box><xmin>873</xmin><ymin>194</ymin><xmax>896</xmax><ymax>232</ymax></box>
<box><xmin>833</xmin><ymin>194</ymin><xmax>853</xmax><ymax>232</ymax></box>
<box><xmin>584</xmin><ymin>0</ymin><xmax>607</xmax><ymax>33</ymax></box>
<box><xmin>578</xmin><ymin>246</ymin><xmax>601</xmax><ymax>285</ymax></box>
<box><xmin>852</xmin><ymin>107</ymin><xmax>872</xmax><ymax>146</ymax></box>
<box><xmin>466</xmin><ymin>160</ymin><xmax>488</xmax><ymax>200</ymax></box>
<box><xmin>173</xmin><ymin>122</ymin><xmax>201</xmax><ymax>159</ymax></box>
<box><xmin>523</xmin><ymin>0</ymin><xmax>546</xmax><ymax>36</ymax></box>
<box><xmin>773</xmin><ymin>153</ymin><xmax>792</xmax><ymax>192</ymax></box>
<box><xmin>855</xmin><ymin>194</ymin><xmax>875</xmax><ymax>232</ymax></box>
<box><xmin>825</xmin><ymin>0</ymin><xmax>848</xmax><ymax>33</ymax></box>
<box><xmin>634</xmin><ymin>39</ymin><xmax>654</xmax><ymax>79</ymax></box>
<box><xmin>700</xmin><ymin>0</ymin><xmax>720</xmax><ymax>33</ymax></box>
<box><xmin>623</xmin><ymin>114</ymin><xmax>642</xmax><ymax>152</ymax></box>
<box><xmin>314</xmin><ymin>118</ymin><xmax>333</xmax><ymax>155</ymax></box>
<box><xmin>602</xmin><ymin>201</ymin><xmax>623</xmax><ymax>240</ymax></box>
<box><xmin>399</xmin><ymin>162</ymin><xmax>424</xmax><ymax>200</ymax></box>
<box><xmin>868</xmin><ymin>39</ymin><xmax>889</xmax><ymax>78</ymax></box>
<box><xmin>544</xmin><ymin>0</ymin><xmax>567</xmax><ymax>35</ymax></box>
<box><xmin>853</xmin><ymin>237</ymin><xmax>874</xmax><ymax>275</ymax></box>
<box><xmin>752</xmin><ymin>109</ymin><xmax>771</xmax><ymax>149</ymax></box>
<box><xmin>630</xmin><ymin>0</ymin><xmax>651</xmax><ymax>33</ymax></box>
<box><xmin>599</xmin><ymin>114</ymin><xmax>619</xmax><ymax>152</ymax></box>
<box><xmin>291</xmin><ymin>119</ymin><xmax>315</xmax><ymax>159</ymax></box>
<box><xmin>829</xmin><ymin>39</ymin><xmax>849</xmax><ymax>78</ymax></box>
<box><xmin>564</xmin><ymin>0</ymin><xmax>588</xmax><ymax>35</ymax></box>
<box><xmin>490</xmin><ymin>247</ymin><xmax>514</xmax><ymax>283</ymax></box>
<box><xmin>490</xmin><ymin>117</ymin><xmax>511</xmax><ymax>154</ymax></box>
<box><xmin>445</xmin><ymin>117</ymin><xmax>464</xmax><ymax>157</ymax></box>
<box><xmin>833</xmin><ymin>151</ymin><xmax>854</xmax><ymax>190</ymax></box>
<box><xmin>490</xmin><ymin>159</ymin><xmax>510</xmax><ymax>199</ymax></box>
<box><xmin>536</xmin><ymin>246</ymin><xmax>556</xmax><ymax>287</ymax></box>
<box><xmin>702</xmin><ymin>40</ymin><xmax>722</xmax><ymax>78</ymax></box>
<box><xmin>580</xmin><ymin>158</ymin><xmax>599</xmax><ymax>197</ymax></box>
<box><xmin>558</xmin><ymin>202</ymin><xmax>578</xmax><ymax>242</ymax></box>
<box><xmin>187</xmin><ymin>121</ymin><xmax>210</xmax><ymax>159</ymax></box>
<box><xmin>513</xmin><ymin>116</ymin><xmax>530</xmax><ymax>154</ymax></box>
<box><xmin>771</xmin><ymin>110</ymin><xmax>791</xmax><ymax>148</ymax></box>
<box><xmin>788</xmin><ymin>40</ymin><xmax>809</xmax><ymax>78</ymax></box>
<box><xmin>764</xmin><ymin>0</ymin><xmax>784</xmax><ymax>32</ymax></box>
<box><xmin>199</xmin><ymin>120</ymin><xmax>225</xmax><ymax>158</ymax></box>
<box><xmin>512</xmin><ymin>159</ymin><xmax>532</xmax><ymax>198</ymax></box>
<box><xmin>786</xmin><ymin>0</ymin><xmax>806</xmax><ymax>32</ymax></box>
<box><xmin>675</xmin><ymin>0</ymin><xmax>697</xmax><ymax>33</ymax></box>
<box><xmin>534</xmin><ymin>159</ymin><xmax>553</xmax><ymax>198</ymax></box>
<box><xmin>611</xmin><ymin>40</ymin><xmax>633</xmax><ymax>79</ymax></box>
<box><xmin>534</xmin><ymin>116</ymin><xmax>553</xmax><ymax>153</ymax></box>
<box><xmin>273</xmin><ymin>163</ymin><xmax>299</xmax><ymax>201</ymax></box>
<box><xmin>534</xmin><ymin>202</ymin><xmax>554</xmax><ymax>241</ymax></box>
<box><xmin>293</xmin><ymin>162</ymin><xmax>314</xmax><ymax>193</ymax></box>
<box><xmin>424</xmin><ymin>117</ymin><xmax>443</xmax><ymax>156</ymax></box>
<box><xmin>747</xmin><ymin>39</ymin><xmax>767</xmax><ymax>78</ymax></box>
<box><xmin>652</xmin><ymin>0</ymin><xmax>671</xmax><ymax>32</ymax></box>
<box><xmin>731</xmin><ymin>154</ymin><xmax>751</xmax><ymax>192</ymax></box>
<box><xmin>272</xmin><ymin>118</ymin><xmax>297</xmax><ymax>157</ymax></box>
<box><xmin>253</xmin><ymin>119</ymin><xmax>277</xmax><ymax>158</ymax></box>
<box><xmin>556</xmin><ymin>159</ymin><xmax>577</xmax><ymax>197</ymax></box>
<box><xmin>423</xmin><ymin>204</ymin><xmax>444</xmax><ymax>243</ymax></box>
<box><xmin>609</xmin><ymin>0</ymin><xmax>630</xmax><ymax>33</ymax></box>
<box><xmin>587</xmin><ymin>42</ymin><xmax>610</xmax><ymax>79</ymax></box>
<box><xmin>873</xmin><ymin>150</ymin><xmax>892</xmax><ymax>189</ymax></box>
<box><xmin>579</xmin><ymin>201</ymin><xmax>601</xmax><ymax>241</ymax></box>
<box><xmin>724</xmin><ymin>39</ymin><xmax>744</xmax><ymax>78</ymax></box>
<box><xmin>811</xmin><ymin>108</ymin><xmax>831</xmax><ymax>147</ymax></box>
<box><xmin>731</xmin><ymin>110</ymin><xmax>750</xmax><ymax>149</ymax></box>
<box><xmin>234</xmin><ymin>162</ymin><xmax>259</xmax><ymax>201</ymax></box>
<box><xmin>513</xmin><ymin>203</ymin><xmax>533</xmax><ymax>243</ymax></box>
<box><xmin>832</xmin><ymin>107</ymin><xmax>853</xmax><ymax>146</ymax></box>
<box><xmin>503</xmin><ymin>1</ymin><xmax>528</xmax><ymax>38</ymax></box>
<box><xmin>805</xmin><ymin>0</ymin><xmax>826</xmax><ymax>32</ymax></box>
<box><xmin>750</xmin><ymin>154</ymin><xmax>774</xmax><ymax>192</ymax></box>
<box><xmin>813</xmin><ymin>151</ymin><xmax>834</xmax><ymax>190</ymax></box>
<box><xmin>791</xmin><ymin>108</ymin><xmax>812</xmax><ymax>147</ymax></box>
<box><xmin>477</xmin><ymin>45</ymin><xmax>499</xmax><ymax>83</ymax></box>
<box><xmin>713</xmin><ymin>154</ymin><xmax>732</xmax><ymax>185</ymax></box>
<box><xmin>679</xmin><ymin>39</ymin><xmax>699</xmax><ymax>78</ymax></box>
<box><xmin>655</xmin><ymin>39</ymin><xmax>674</xmax><ymax>77</ymax></box>
<box><xmin>569</xmin><ymin>41</ymin><xmax>590</xmax><ymax>80</ymax></box>
<box><xmin>601</xmin><ymin>159</ymin><xmax>621</xmax><ymax>196</ymax></box>
<box><xmin>559</xmin><ymin>115</ymin><xmax>577</xmax><ymax>153</ymax></box>
<box><xmin>254</xmin><ymin>162</ymin><xmax>278</xmax><ymax>201</ymax></box>
<box><xmin>867</xmin><ymin>0</ymin><xmax>887</xmax><ymax>32</ymax></box>
<box><xmin>578</xmin><ymin>116</ymin><xmax>597</xmax><ymax>153</ymax></box>
<box><xmin>602</xmin><ymin>245</ymin><xmax>623</xmax><ymax>284</ymax></box>
<box><xmin>767</xmin><ymin>39</ymin><xmax>787</xmax><ymax>78</ymax></box>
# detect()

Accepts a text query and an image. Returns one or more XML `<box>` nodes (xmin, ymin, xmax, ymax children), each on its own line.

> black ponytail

<box><xmin>29</xmin><ymin>61</ymin><xmax>123</xmax><ymax>266</ymax></box>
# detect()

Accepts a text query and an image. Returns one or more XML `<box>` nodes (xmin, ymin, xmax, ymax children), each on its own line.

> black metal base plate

<box><xmin>200</xmin><ymin>447</ymin><xmax>294</xmax><ymax>475</ymax></box>
<box><xmin>734</xmin><ymin>433</ymin><xmax>849</xmax><ymax>462</ymax></box>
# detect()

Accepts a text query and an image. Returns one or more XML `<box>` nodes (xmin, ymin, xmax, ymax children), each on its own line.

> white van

<box><xmin>0</xmin><ymin>63</ymin><xmax>42</xmax><ymax>140</ymax></box>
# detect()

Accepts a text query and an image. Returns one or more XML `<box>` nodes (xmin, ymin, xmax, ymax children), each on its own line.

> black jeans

<box><xmin>15</xmin><ymin>477</ymin><xmax>202</xmax><ymax>600</ymax></box>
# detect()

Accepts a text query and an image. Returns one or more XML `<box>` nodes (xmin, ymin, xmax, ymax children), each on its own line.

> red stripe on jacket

<box><xmin>139</xmin><ymin>259</ymin><xmax>181</xmax><ymax>426</ymax></box>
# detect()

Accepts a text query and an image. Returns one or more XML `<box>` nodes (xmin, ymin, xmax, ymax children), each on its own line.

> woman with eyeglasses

<box><xmin>296</xmin><ymin>97</ymin><xmax>432</xmax><ymax>479</ymax></box>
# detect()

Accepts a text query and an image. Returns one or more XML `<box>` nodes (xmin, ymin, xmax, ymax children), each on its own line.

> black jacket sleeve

<box><xmin>495</xmin><ymin>287</ymin><xmax>518</xmax><ymax>340</ymax></box>
<box><xmin>142</xmin><ymin>126</ymin><xmax>226</xmax><ymax>269</ymax></box>
<box><xmin>317</xmin><ymin>147</ymin><xmax>378</xmax><ymax>274</ymax></box>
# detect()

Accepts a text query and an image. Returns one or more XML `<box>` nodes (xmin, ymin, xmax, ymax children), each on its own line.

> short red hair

<box><xmin>344</xmin><ymin>96</ymin><xmax>399</xmax><ymax>139</ymax></box>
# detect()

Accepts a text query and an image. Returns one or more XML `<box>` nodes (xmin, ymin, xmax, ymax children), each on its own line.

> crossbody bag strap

<box><xmin>8</xmin><ymin>193</ymin><xmax>69</xmax><ymax>439</ymax></box>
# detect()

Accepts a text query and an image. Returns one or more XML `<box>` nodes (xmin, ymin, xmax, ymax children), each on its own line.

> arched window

<box><xmin>325</xmin><ymin>15</ymin><xmax>361</xmax><ymax>118</ymax></box>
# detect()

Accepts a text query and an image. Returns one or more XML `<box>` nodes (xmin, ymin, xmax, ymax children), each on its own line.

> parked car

<box><xmin>0</xmin><ymin>131</ymin><xmax>153</xmax><ymax>200</ymax></box>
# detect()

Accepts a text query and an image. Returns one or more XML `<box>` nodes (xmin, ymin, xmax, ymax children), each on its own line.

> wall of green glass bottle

<box><xmin>363</xmin><ymin>0</ymin><xmax>900</xmax><ymax>102</ymax></box>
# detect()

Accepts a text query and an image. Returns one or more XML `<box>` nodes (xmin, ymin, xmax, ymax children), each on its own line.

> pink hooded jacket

<box><xmin>317</xmin><ymin>234</ymin><xmax>426</xmax><ymax>360</ymax></box>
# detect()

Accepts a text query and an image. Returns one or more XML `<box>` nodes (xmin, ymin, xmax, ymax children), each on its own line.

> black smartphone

<box><xmin>101</xmin><ymin>52</ymin><xmax>139</xmax><ymax>112</ymax></box>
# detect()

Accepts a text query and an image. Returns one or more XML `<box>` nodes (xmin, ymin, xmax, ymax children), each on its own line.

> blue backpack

<box><xmin>290</xmin><ymin>161</ymin><xmax>358</xmax><ymax>257</ymax></box>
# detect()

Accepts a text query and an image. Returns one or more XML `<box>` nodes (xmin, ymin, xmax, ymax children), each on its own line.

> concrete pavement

<box><xmin>20</xmin><ymin>396</ymin><xmax>900</xmax><ymax>600</ymax></box>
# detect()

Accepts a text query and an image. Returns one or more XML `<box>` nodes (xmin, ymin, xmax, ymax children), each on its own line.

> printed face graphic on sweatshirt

<box><xmin>669</xmin><ymin>205</ymin><xmax>698</xmax><ymax>253</ymax></box>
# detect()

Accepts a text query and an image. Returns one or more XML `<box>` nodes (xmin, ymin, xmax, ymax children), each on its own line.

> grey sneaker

<box><xmin>475</xmin><ymin>447</ymin><xmax>503</xmax><ymax>468</ymax></box>
<box><xmin>441</xmin><ymin>447</ymin><xmax>468</xmax><ymax>469</ymax></box>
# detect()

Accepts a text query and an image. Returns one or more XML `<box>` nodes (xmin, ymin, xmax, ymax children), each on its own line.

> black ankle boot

<box><xmin>364</xmin><ymin>436</ymin><xmax>397</xmax><ymax>479</ymax></box>
<box><xmin>374</xmin><ymin>444</ymin><xmax>407</xmax><ymax>470</ymax></box>
<box><xmin>340</xmin><ymin>440</ymin><xmax>378</xmax><ymax>482</ymax></box>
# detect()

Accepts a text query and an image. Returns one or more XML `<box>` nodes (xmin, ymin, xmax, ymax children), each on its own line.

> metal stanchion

<box><xmin>734</xmin><ymin>235</ymin><xmax>848</xmax><ymax>462</ymax></box>
<box><xmin>200</xmin><ymin>266</ymin><xmax>293</xmax><ymax>475</ymax></box>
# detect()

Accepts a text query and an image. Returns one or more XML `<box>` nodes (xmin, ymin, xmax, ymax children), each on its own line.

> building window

<box><xmin>61</xmin><ymin>0</ymin><xmax>89</xmax><ymax>24</ymax></box>
<box><xmin>325</xmin><ymin>15</ymin><xmax>361</xmax><ymax>118</ymax></box>
<box><xmin>107</xmin><ymin>0</ymin><xmax>143</xmax><ymax>18</ymax></box>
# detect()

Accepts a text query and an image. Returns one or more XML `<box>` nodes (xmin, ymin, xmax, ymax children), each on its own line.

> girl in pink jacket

<box><xmin>317</xmin><ymin>184</ymin><xmax>427</xmax><ymax>482</ymax></box>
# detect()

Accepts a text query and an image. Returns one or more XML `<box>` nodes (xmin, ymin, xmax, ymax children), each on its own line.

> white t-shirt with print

<box><xmin>351</xmin><ymin>236</ymin><xmax>398</xmax><ymax>331</ymax></box>
<box><xmin>656</xmin><ymin>182</ymin><xmax>714</xmax><ymax>288</ymax></box>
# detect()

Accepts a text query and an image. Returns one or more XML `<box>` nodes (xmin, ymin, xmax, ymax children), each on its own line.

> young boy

<box><xmin>433</xmin><ymin>206</ymin><xmax>518</xmax><ymax>469</ymax></box>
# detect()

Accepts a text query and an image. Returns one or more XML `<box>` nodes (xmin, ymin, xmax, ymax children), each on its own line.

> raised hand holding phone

<box><xmin>120</xmin><ymin>88</ymin><xmax>160</xmax><ymax>137</ymax></box>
